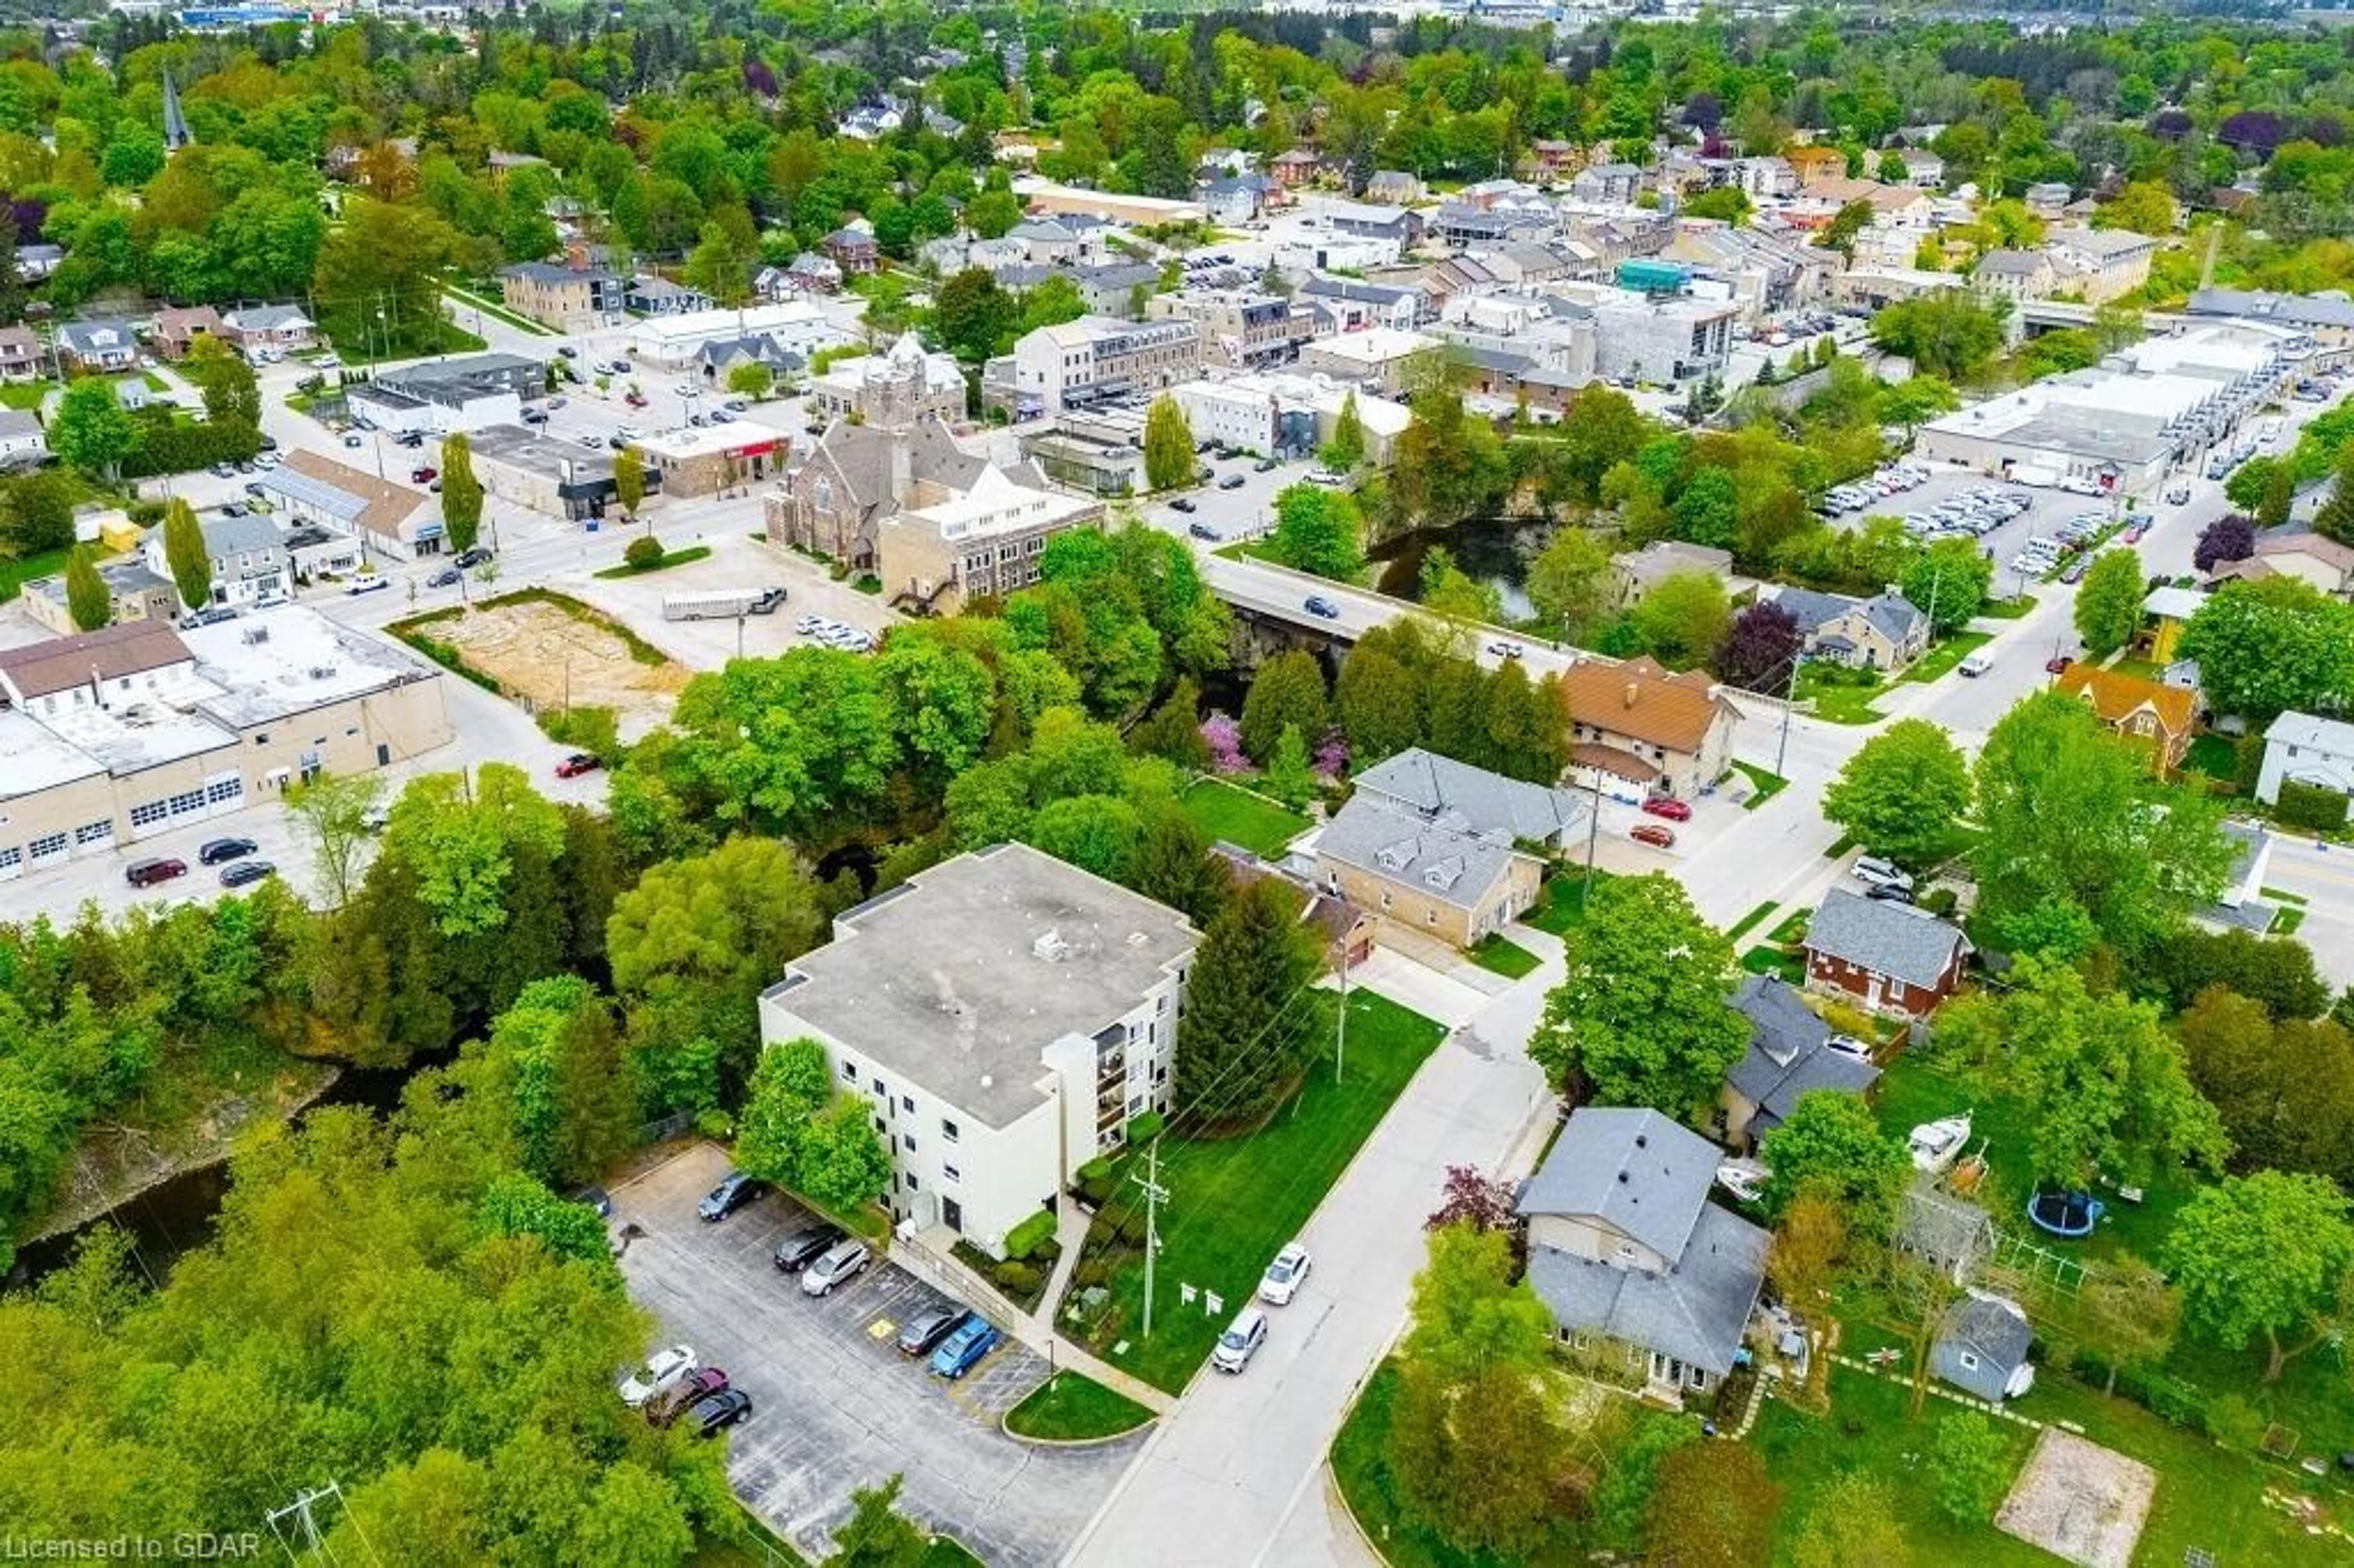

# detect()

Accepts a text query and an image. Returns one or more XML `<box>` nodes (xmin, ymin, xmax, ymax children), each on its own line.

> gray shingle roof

<box><xmin>1352</xmin><ymin>747</ymin><xmax>1586</xmax><ymax>847</ymax></box>
<box><xmin>1804</xmin><ymin>888</ymin><xmax>1965</xmax><ymax>991</ymax></box>
<box><xmin>1314</xmin><ymin>796</ymin><xmax>1523</xmax><ymax>912</ymax></box>
<box><xmin>1935</xmin><ymin>1291</ymin><xmax>2033</xmax><ymax>1401</ymax></box>
<box><xmin>1525</xmin><ymin>1203</ymin><xmax>1768</xmax><ymax>1376</ymax></box>
<box><xmin>1517</xmin><ymin>1107</ymin><xmax>1716</xmax><ymax>1260</ymax></box>
<box><xmin>1768</xmin><ymin>586</ymin><xmax>1856</xmax><ymax>634</ymax></box>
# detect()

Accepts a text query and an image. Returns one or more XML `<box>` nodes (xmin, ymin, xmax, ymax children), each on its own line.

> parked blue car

<box><xmin>929</xmin><ymin>1315</ymin><xmax>1002</xmax><ymax>1380</ymax></box>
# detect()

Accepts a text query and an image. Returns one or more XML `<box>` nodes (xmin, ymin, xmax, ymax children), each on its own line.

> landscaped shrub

<box><xmin>1921</xmin><ymin>886</ymin><xmax>1959</xmax><ymax>918</ymax></box>
<box><xmin>991</xmin><ymin>1259</ymin><xmax>1043</xmax><ymax>1297</ymax></box>
<box><xmin>1126</xmin><ymin>1109</ymin><xmax>1165</xmax><ymax>1143</ymax></box>
<box><xmin>623</xmin><ymin>533</ymin><xmax>665</xmax><ymax>570</ymax></box>
<box><xmin>1002</xmin><ymin>1208</ymin><xmax>1056</xmax><ymax>1262</ymax></box>
<box><xmin>2276</xmin><ymin>778</ymin><xmax>2350</xmax><ymax>832</ymax></box>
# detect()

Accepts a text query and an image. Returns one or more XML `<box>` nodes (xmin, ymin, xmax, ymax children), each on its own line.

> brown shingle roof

<box><xmin>2054</xmin><ymin>663</ymin><xmax>2194</xmax><ymax>737</ymax></box>
<box><xmin>281</xmin><ymin>448</ymin><xmax>431</xmax><ymax>543</ymax></box>
<box><xmin>0</xmin><ymin>618</ymin><xmax>191</xmax><ymax>701</ymax></box>
<box><xmin>1558</xmin><ymin>656</ymin><xmax>1735</xmax><ymax>757</ymax></box>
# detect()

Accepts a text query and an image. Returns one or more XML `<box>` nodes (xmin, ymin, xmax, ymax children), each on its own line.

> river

<box><xmin>8</xmin><ymin>1055</ymin><xmax>432</xmax><ymax>1292</ymax></box>
<box><xmin>1367</xmin><ymin>514</ymin><xmax>1548</xmax><ymax>620</ymax></box>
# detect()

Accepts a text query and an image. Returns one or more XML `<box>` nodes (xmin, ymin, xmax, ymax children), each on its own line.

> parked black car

<box><xmin>220</xmin><ymin>860</ymin><xmax>277</xmax><ymax>889</ymax></box>
<box><xmin>1168</xmin><ymin>497</ymin><xmax>1196</xmax><ymax>513</ymax></box>
<box><xmin>686</xmin><ymin>1388</ymin><xmax>753</xmax><ymax>1437</ymax></box>
<box><xmin>773</xmin><ymin>1224</ymin><xmax>846</xmax><ymax>1273</ymax></box>
<box><xmin>454</xmin><ymin>547</ymin><xmax>493</xmax><ymax>569</ymax></box>
<box><xmin>199</xmin><ymin>837</ymin><xmax>257</xmax><ymax>865</ymax></box>
<box><xmin>698</xmin><ymin>1171</ymin><xmax>766</xmax><ymax>1222</ymax></box>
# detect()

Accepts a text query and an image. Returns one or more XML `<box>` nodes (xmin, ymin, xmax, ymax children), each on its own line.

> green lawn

<box><xmin>1732</xmin><ymin>760</ymin><xmax>1788</xmax><ymax>807</ymax></box>
<box><xmin>591</xmin><ymin>544</ymin><xmax>713</xmax><ymax>579</ymax></box>
<box><xmin>0</xmin><ymin>381</ymin><xmax>49</xmax><ymax>410</ymax></box>
<box><xmin>1077</xmin><ymin>992</ymin><xmax>1444</xmax><ymax>1392</ymax></box>
<box><xmin>1003</xmin><ymin>1371</ymin><xmax>1156</xmax><ymax>1441</ymax></box>
<box><xmin>1178</xmin><ymin>778</ymin><xmax>1310</xmax><ymax>858</ymax></box>
<box><xmin>1978</xmin><ymin>595</ymin><xmax>2037</xmax><ymax>619</ymax></box>
<box><xmin>1794</xmin><ymin>664</ymin><xmax>1887</xmax><ymax>725</ymax></box>
<box><xmin>1740</xmin><ymin>945</ymin><xmax>1804</xmax><ymax>983</ymax></box>
<box><xmin>0</xmin><ymin>544</ymin><xmax>70</xmax><ymax>601</ymax></box>
<box><xmin>1899</xmin><ymin>630</ymin><xmax>1993</xmax><ymax>686</ymax></box>
<box><xmin>1753</xmin><ymin>1366</ymin><xmax>2047</xmax><ymax>1565</ymax></box>
<box><xmin>1726</xmin><ymin>900</ymin><xmax>1780</xmax><ymax>943</ymax></box>
<box><xmin>2185</xmin><ymin>733</ymin><xmax>2239</xmax><ymax>783</ymax></box>
<box><xmin>1524</xmin><ymin>869</ymin><xmax>1612</xmax><ymax>937</ymax></box>
<box><xmin>441</xmin><ymin>278</ymin><xmax>558</xmax><ymax>337</ymax></box>
<box><xmin>1468</xmin><ymin>933</ymin><xmax>1541</xmax><ymax>980</ymax></box>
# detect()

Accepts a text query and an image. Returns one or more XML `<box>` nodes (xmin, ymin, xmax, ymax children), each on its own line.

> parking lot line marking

<box><xmin>867</xmin><ymin>1319</ymin><xmax>897</xmax><ymax>1341</ymax></box>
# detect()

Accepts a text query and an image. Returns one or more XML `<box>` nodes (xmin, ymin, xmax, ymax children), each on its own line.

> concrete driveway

<box><xmin>611</xmin><ymin>1143</ymin><xmax>1144</xmax><ymax>1567</ymax></box>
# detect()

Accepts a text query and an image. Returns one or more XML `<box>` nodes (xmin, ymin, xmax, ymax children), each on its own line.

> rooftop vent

<box><xmin>1034</xmin><ymin>929</ymin><xmax>1071</xmax><ymax>962</ymax></box>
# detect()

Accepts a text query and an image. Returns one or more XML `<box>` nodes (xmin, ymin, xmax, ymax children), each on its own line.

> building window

<box><xmin>254</xmin><ymin>732</ymin><xmax>268</xmax><ymax>745</ymax></box>
<box><xmin>205</xmin><ymin>777</ymin><xmax>242</xmax><ymax>805</ymax></box>
<box><xmin>942</xmin><ymin>1164</ymin><xmax>959</xmax><ymax>1184</ymax></box>
<box><xmin>74</xmin><ymin>820</ymin><xmax>113</xmax><ymax>847</ymax></box>
<box><xmin>0</xmin><ymin>847</ymin><xmax>18</xmax><ymax>872</ymax></box>
<box><xmin>901</xmin><ymin>1094</ymin><xmax>914</xmax><ymax>1113</ymax></box>
<box><xmin>1959</xmin><ymin>1352</ymin><xmax>1979</xmax><ymax>1371</ymax></box>
<box><xmin>131</xmin><ymin>800</ymin><xmax>169</xmax><ymax>828</ymax></box>
<box><xmin>873</xmin><ymin>1115</ymin><xmax>886</xmax><ymax>1134</ymax></box>
<box><xmin>168</xmin><ymin>790</ymin><xmax>205</xmax><ymax>817</ymax></box>
<box><xmin>872</xmin><ymin>1074</ymin><xmax>886</xmax><ymax>1094</ymax></box>
<box><xmin>902</xmin><ymin>1133</ymin><xmax>916</xmax><ymax>1152</ymax></box>
<box><xmin>941</xmin><ymin>1118</ymin><xmax>959</xmax><ymax>1143</ymax></box>
<box><xmin>905</xmin><ymin>1173</ymin><xmax>919</xmax><ymax>1192</ymax></box>
<box><xmin>840</xmin><ymin>1059</ymin><xmax>857</xmax><ymax>1083</ymax></box>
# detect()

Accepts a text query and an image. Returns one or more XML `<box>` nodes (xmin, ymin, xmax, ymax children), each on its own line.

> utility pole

<box><xmin>1775</xmin><ymin>652</ymin><xmax>1799</xmax><ymax>781</ymax></box>
<box><xmin>1582</xmin><ymin>772</ymin><xmax>1603</xmax><ymax>900</ymax></box>
<box><xmin>1334</xmin><ymin>940</ymin><xmax>1349</xmax><ymax>1084</ymax></box>
<box><xmin>1132</xmin><ymin>1140</ymin><xmax>1167</xmax><ymax>1339</ymax></box>
<box><xmin>264</xmin><ymin>1479</ymin><xmax>349</xmax><ymax>1562</ymax></box>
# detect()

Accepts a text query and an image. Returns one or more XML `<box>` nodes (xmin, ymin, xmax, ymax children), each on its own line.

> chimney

<box><xmin>1623</xmin><ymin>681</ymin><xmax>1638</xmax><ymax>709</ymax></box>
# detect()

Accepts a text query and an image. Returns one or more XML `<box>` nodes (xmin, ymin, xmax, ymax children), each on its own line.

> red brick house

<box><xmin>1802</xmin><ymin>888</ymin><xmax>1968</xmax><ymax>1019</ymax></box>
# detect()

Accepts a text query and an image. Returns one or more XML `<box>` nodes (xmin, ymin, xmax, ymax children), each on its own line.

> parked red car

<box><xmin>647</xmin><ymin>1367</ymin><xmax>729</xmax><ymax>1428</ymax></box>
<box><xmin>1640</xmin><ymin>796</ymin><xmax>1693</xmax><ymax>822</ymax></box>
<box><xmin>624</xmin><ymin>391</ymin><xmax>649</xmax><ymax>408</ymax></box>
<box><xmin>2044</xmin><ymin>654</ymin><xmax>2073</xmax><ymax>676</ymax></box>
<box><xmin>555</xmin><ymin>752</ymin><xmax>603</xmax><ymax>778</ymax></box>
<box><xmin>411</xmin><ymin>465</ymin><xmax>436</xmax><ymax>484</ymax></box>
<box><xmin>1629</xmin><ymin>822</ymin><xmax>1678</xmax><ymax>850</ymax></box>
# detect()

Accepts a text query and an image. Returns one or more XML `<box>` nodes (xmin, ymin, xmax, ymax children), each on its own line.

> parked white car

<box><xmin>1258</xmin><ymin>1243</ymin><xmax>1313</xmax><ymax>1306</ymax></box>
<box><xmin>619</xmin><ymin>1344</ymin><xmax>698</xmax><ymax>1407</ymax></box>
<box><xmin>1212</xmin><ymin>1307</ymin><xmax>1268</xmax><ymax>1373</ymax></box>
<box><xmin>800</xmin><ymin>1238</ymin><xmax>870</xmax><ymax>1296</ymax></box>
<box><xmin>1850</xmin><ymin>856</ymin><xmax>1916</xmax><ymax>896</ymax></box>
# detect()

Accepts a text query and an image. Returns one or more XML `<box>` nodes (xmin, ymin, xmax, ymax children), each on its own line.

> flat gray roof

<box><xmin>766</xmin><ymin>844</ymin><xmax>1196</xmax><ymax>1128</ymax></box>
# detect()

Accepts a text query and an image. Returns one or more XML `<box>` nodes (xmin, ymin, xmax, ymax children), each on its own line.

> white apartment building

<box><xmin>756</xmin><ymin>845</ymin><xmax>1198</xmax><ymax>1258</ymax></box>
<box><xmin>1005</xmin><ymin>315</ymin><xmax>1205</xmax><ymax>416</ymax></box>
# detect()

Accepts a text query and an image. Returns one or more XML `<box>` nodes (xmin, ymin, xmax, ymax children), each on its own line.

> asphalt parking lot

<box><xmin>1829</xmin><ymin>465</ymin><xmax>2140</xmax><ymax>601</ymax></box>
<box><xmin>612</xmin><ymin>1143</ymin><xmax>1143</xmax><ymax>1567</ymax></box>
<box><xmin>564</xmin><ymin>535</ymin><xmax>901</xmax><ymax>671</ymax></box>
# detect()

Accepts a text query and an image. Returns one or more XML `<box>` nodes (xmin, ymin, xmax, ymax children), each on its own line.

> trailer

<box><xmin>663</xmin><ymin>587</ymin><xmax>787</xmax><ymax>621</ymax></box>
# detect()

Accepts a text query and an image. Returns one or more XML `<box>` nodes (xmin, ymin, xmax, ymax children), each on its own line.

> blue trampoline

<box><xmin>2027</xmin><ymin>1189</ymin><xmax>2105</xmax><ymax>1238</ymax></box>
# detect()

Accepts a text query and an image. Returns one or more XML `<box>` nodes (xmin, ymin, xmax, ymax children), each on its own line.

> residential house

<box><xmin>21</xmin><ymin>558</ymin><xmax>178</xmax><ymax>636</ymax></box>
<box><xmin>2257</xmin><ymin>710</ymin><xmax>2354</xmax><ymax>823</ymax></box>
<box><xmin>499</xmin><ymin>261</ymin><xmax>624</xmax><ymax>332</ymax></box>
<box><xmin>150</xmin><ymin>305</ymin><xmax>226</xmax><ymax>361</ymax></box>
<box><xmin>1520</xmin><ymin>1106</ymin><xmax>1770</xmax><ymax>1401</ymax></box>
<box><xmin>1298</xmin><ymin>276</ymin><xmax>1422</xmax><ymax>332</ymax></box>
<box><xmin>2199</xmin><ymin>818</ymin><xmax>2280</xmax><ymax>935</ymax></box>
<box><xmin>1313</xmin><ymin>794</ymin><xmax>1545</xmax><ymax>950</ymax></box>
<box><xmin>139</xmin><ymin>511</ymin><xmax>291</xmax><ymax>611</ymax></box>
<box><xmin>1364</xmin><ymin>170</ymin><xmax>1425</xmax><ymax>205</ymax></box>
<box><xmin>1197</xmin><ymin>174</ymin><xmax>1281</xmax><ymax>223</ymax></box>
<box><xmin>1558</xmin><ymin>655</ymin><xmax>1741</xmax><ymax>802</ymax></box>
<box><xmin>1210</xmin><ymin>843</ymin><xmax>1374</xmax><ymax>970</ymax></box>
<box><xmin>2043</xmin><ymin>227</ymin><xmax>2158</xmax><ymax>305</ymax></box>
<box><xmin>1271</xmin><ymin>148</ymin><xmax>1328</xmax><ymax>189</ymax></box>
<box><xmin>1352</xmin><ymin>747</ymin><xmax>1589</xmax><ymax>851</ymax></box>
<box><xmin>1802</xmin><ymin>888</ymin><xmax>1968</xmax><ymax>1019</ymax></box>
<box><xmin>221</xmin><ymin>305</ymin><xmax>316</xmax><ymax>354</ymax></box>
<box><xmin>756</xmin><ymin>843</ymin><xmax>1198</xmax><ymax>1258</ymax></box>
<box><xmin>822</xmin><ymin>226</ymin><xmax>881</xmax><ymax>276</ymax></box>
<box><xmin>1786</xmin><ymin>146</ymin><xmax>1846</xmax><ymax>186</ymax></box>
<box><xmin>1973</xmin><ymin>248</ymin><xmax>2055</xmax><ymax>304</ymax></box>
<box><xmin>1569</xmin><ymin>164</ymin><xmax>1644</xmax><ymax>205</ymax></box>
<box><xmin>0</xmin><ymin>409</ymin><xmax>45</xmax><ymax>468</ymax></box>
<box><xmin>1525</xmin><ymin>140</ymin><xmax>1582</xmax><ymax>182</ymax></box>
<box><xmin>1770</xmin><ymin>587</ymin><xmax>1931</xmax><ymax>673</ymax></box>
<box><xmin>58</xmin><ymin>321</ymin><xmax>140</xmax><ymax>374</ymax></box>
<box><xmin>693</xmin><ymin>334</ymin><xmax>805</xmax><ymax>389</ymax></box>
<box><xmin>15</xmin><ymin>243</ymin><xmax>63</xmax><ymax>281</ymax></box>
<box><xmin>1610</xmin><ymin>541</ymin><xmax>1738</xmax><ymax>609</ymax></box>
<box><xmin>2139</xmin><ymin>584</ymin><xmax>2205</xmax><ymax>664</ymax></box>
<box><xmin>1721</xmin><ymin>975</ymin><xmax>1879</xmax><ymax>1151</ymax></box>
<box><xmin>2220</xmin><ymin>528</ymin><xmax>2354</xmax><ymax>598</ymax></box>
<box><xmin>2053</xmin><ymin>663</ymin><xmax>2196</xmax><ymax>773</ymax></box>
<box><xmin>625</xmin><ymin>276</ymin><xmax>714</xmax><ymax>316</ymax></box>
<box><xmin>1934</xmin><ymin>1292</ymin><xmax>2036</xmax><ymax>1402</ymax></box>
<box><xmin>2024</xmin><ymin>181</ymin><xmax>2074</xmax><ymax>220</ymax></box>
<box><xmin>1007</xmin><ymin>219</ymin><xmax>1104</xmax><ymax>268</ymax></box>
<box><xmin>0</xmin><ymin>325</ymin><xmax>41</xmax><ymax>381</ymax></box>
<box><xmin>1897</xmin><ymin>150</ymin><xmax>1946</xmax><ymax>189</ymax></box>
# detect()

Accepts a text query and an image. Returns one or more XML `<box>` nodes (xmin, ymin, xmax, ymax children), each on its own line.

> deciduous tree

<box><xmin>283</xmin><ymin>771</ymin><xmax>386</xmax><ymax>907</ymax></box>
<box><xmin>2071</xmin><ymin>548</ymin><xmax>2145</xmax><ymax>660</ymax></box>
<box><xmin>2179</xmin><ymin>577</ymin><xmax>2354</xmax><ymax>723</ymax></box>
<box><xmin>1760</xmin><ymin>1091</ymin><xmax>1911</xmax><ymax>1228</ymax></box>
<box><xmin>2194</xmin><ymin>513</ymin><xmax>2256</xmax><ymax>573</ymax></box>
<box><xmin>1529</xmin><ymin>873</ymin><xmax>1745</xmax><ymax>1116</ymax></box>
<box><xmin>1823</xmin><ymin>718</ymin><xmax>1972</xmax><ymax>867</ymax></box>
<box><xmin>1931</xmin><ymin>1411</ymin><xmax>2016</xmax><ymax>1523</ymax></box>
<box><xmin>1712</xmin><ymin>600</ymin><xmax>1804</xmax><ymax>693</ymax></box>
<box><xmin>1632</xmin><ymin>569</ymin><xmax>1731</xmax><ymax>669</ymax></box>
<box><xmin>1267</xmin><ymin>482</ymin><xmax>1364</xmax><ymax>581</ymax></box>
<box><xmin>2166</xmin><ymin>1170</ymin><xmax>2354</xmax><ymax>1382</ymax></box>
<box><xmin>63</xmin><ymin>544</ymin><xmax>109</xmax><ymax>630</ymax></box>
<box><xmin>1525</xmin><ymin>527</ymin><xmax>1613</xmax><ymax>641</ymax></box>
<box><xmin>440</xmin><ymin>432</ymin><xmax>482</xmax><ymax>556</ymax></box>
<box><xmin>50</xmin><ymin>378</ymin><xmax>137</xmax><ymax>481</ymax></box>
<box><xmin>161</xmin><ymin>496</ymin><xmax>211</xmax><ymax>612</ymax></box>
<box><xmin>829</xmin><ymin>1473</ymin><xmax>929</xmax><ymax>1568</ymax></box>
<box><xmin>1902</xmin><ymin>537</ymin><xmax>1993</xmax><ymax>632</ymax></box>
<box><xmin>1642</xmin><ymin>1442</ymin><xmax>1780</xmax><ymax>1568</ymax></box>
<box><xmin>1143</xmin><ymin>394</ymin><xmax>1195</xmax><ymax>493</ymax></box>
<box><xmin>2070</xmin><ymin>1255</ymin><xmax>2181</xmax><ymax>1395</ymax></box>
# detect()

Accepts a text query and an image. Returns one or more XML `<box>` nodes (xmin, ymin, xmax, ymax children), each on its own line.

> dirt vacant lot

<box><xmin>432</xmin><ymin>595</ymin><xmax>691</xmax><ymax>736</ymax></box>
<box><xmin>1997</xmin><ymin>1426</ymin><xmax>2157</xmax><ymax>1568</ymax></box>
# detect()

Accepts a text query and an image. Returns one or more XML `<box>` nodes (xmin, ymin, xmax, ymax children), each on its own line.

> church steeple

<box><xmin>161</xmin><ymin>70</ymin><xmax>191</xmax><ymax>153</ymax></box>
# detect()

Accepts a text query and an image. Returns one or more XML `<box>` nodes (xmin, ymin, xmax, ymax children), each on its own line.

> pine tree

<box><xmin>161</xmin><ymin>496</ymin><xmax>211</xmax><ymax>614</ymax></box>
<box><xmin>2315</xmin><ymin>450</ymin><xmax>2354</xmax><ymax>548</ymax></box>
<box><xmin>2258</xmin><ymin>459</ymin><xmax>2296</xmax><ymax>530</ymax></box>
<box><xmin>1172</xmin><ymin>877</ymin><xmax>1322</xmax><ymax>1132</ymax></box>
<box><xmin>64</xmin><ymin>546</ymin><xmax>110</xmax><ymax>631</ymax></box>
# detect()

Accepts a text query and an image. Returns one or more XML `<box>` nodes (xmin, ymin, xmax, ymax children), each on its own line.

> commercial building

<box><xmin>469</xmin><ymin>424</ymin><xmax>619</xmax><ymax>520</ymax></box>
<box><xmin>1916</xmin><ymin>322</ymin><xmax>2300</xmax><ymax>495</ymax></box>
<box><xmin>499</xmin><ymin>259</ymin><xmax>626</xmax><ymax>332</ymax></box>
<box><xmin>263</xmin><ymin>451</ymin><xmax>445</xmax><ymax>560</ymax></box>
<box><xmin>0</xmin><ymin>607</ymin><xmax>452</xmax><ymax>881</ymax></box>
<box><xmin>1295</xmin><ymin>328</ymin><xmax>1439</xmax><ymax>395</ymax></box>
<box><xmin>876</xmin><ymin>463</ymin><xmax>1100</xmax><ymax>614</ymax></box>
<box><xmin>2041</xmin><ymin>227</ymin><xmax>2159</xmax><ymax>305</ymax></box>
<box><xmin>633</xmin><ymin>423</ymin><xmax>790</xmax><ymax>499</ymax></box>
<box><xmin>999</xmin><ymin>315</ymin><xmax>1204</xmax><ymax>417</ymax></box>
<box><xmin>756</xmin><ymin>844</ymin><xmax>1197</xmax><ymax>1257</ymax></box>
<box><xmin>1147</xmin><ymin>291</ymin><xmax>1303</xmax><ymax>371</ymax></box>
<box><xmin>625</xmin><ymin>302</ymin><xmax>851</xmax><ymax>370</ymax></box>
<box><xmin>766</xmin><ymin>416</ymin><xmax>1016</xmax><ymax>572</ymax></box>
<box><xmin>1011</xmin><ymin>177</ymin><xmax>1205</xmax><ymax>228</ymax></box>
<box><xmin>1169</xmin><ymin>371</ymin><xmax>1411</xmax><ymax>463</ymax></box>
<box><xmin>353</xmin><ymin>354</ymin><xmax>543</xmax><ymax>435</ymax></box>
